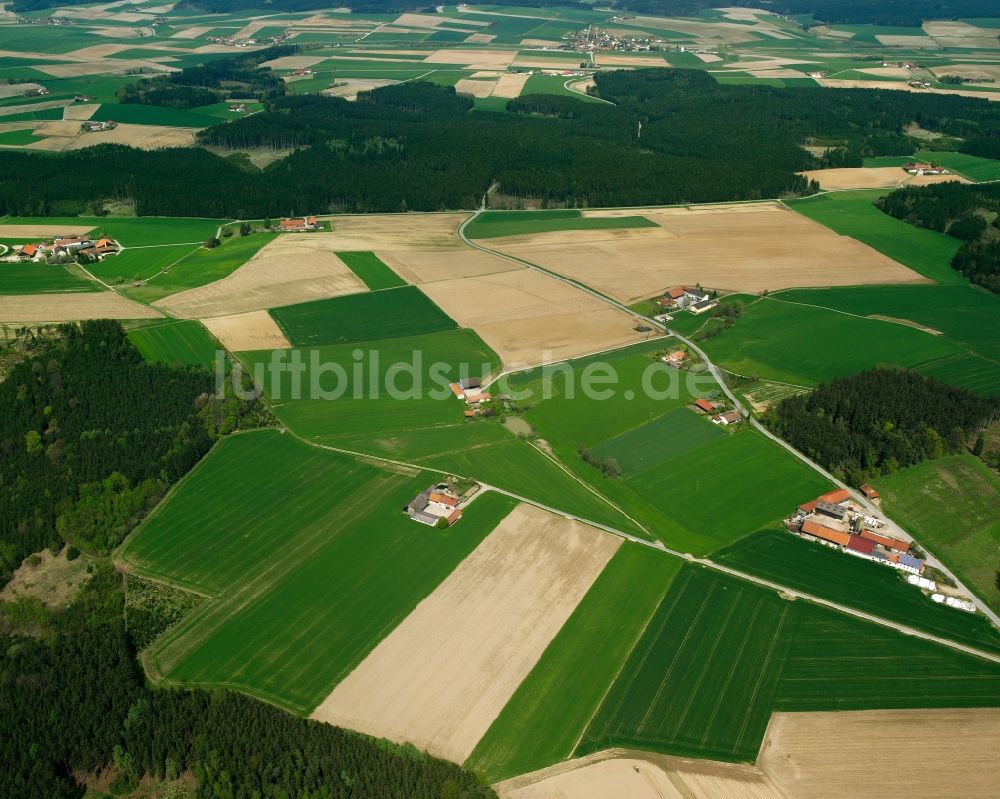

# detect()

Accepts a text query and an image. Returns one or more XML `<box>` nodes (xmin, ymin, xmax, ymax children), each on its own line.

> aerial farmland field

<box><xmin>120</xmin><ymin>428</ymin><xmax>520</xmax><ymax>713</ymax></box>
<box><xmin>335</xmin><ymin>251</ymin><xmax>406</xmax><ymax>290</ymax></box>
<box><xmin>126</xmin><ymin>319</ymin><xmax>219</xmax><ymax>368</ymax></box>
<box><xmin>0</xmin><ymin>261</ymin><xmax>100</xmax><ymax>294</ymax></box>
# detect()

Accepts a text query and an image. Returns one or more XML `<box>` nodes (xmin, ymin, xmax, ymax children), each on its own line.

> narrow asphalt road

<box><xmin>458</xmin><ymin>204</ymin><xmax>1000</xmax><ymax>634</ymax></box>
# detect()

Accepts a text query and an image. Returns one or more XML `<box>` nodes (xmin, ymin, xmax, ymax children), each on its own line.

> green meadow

<box><xmin>122</xmin><ymin>429</ymin><xmax>518</xmax><ymax>713</ymax></box>
<box><xmin>914</xmin><ymin>150</ymin><xmax>1000</xmax><ymax>182</ymax></box>
<box><xmin>715</xmin><ymin>529</ymin><xmax>1000</xmax><ymax>654</ymax></box>
<box><xmin>127</xmin><ymin>320</ymin><xmax>219</xmax><ymax>368</ymax></box>
<box><xmin>271</xmin><ymin>285</ymin><xmax>456</xmax><ymax>347</ymax></box>
<box><xmin>467</xmin><ymin>543</ymin><xmax>681</xmax><ymax>782</ymax></box>
<box><xmin>692</xmin><ymin>296</ymin><xmax>963</xmax><ymax>387</ymax></box>
<box><xmin>0</xmin><ymin>215</ymin><xmax>226</xmax><ymax>247</ymax></box>
<box><xmin>876</xmin><ymin>456</ymin><xmax>1000</xmax><ymax>616</ymax></box>
<box><xmin>336</xmin><ymin>251</ymin><xmax>406</xmax><ymax>291</ymax></box>
<box><xmin>579</xmin><ymin>565</ymin><xmax>1000</xmax><ymax>762</ymax></box>
<box><xmin>465</xmin><ymin>210</ymin><xmax>657</xmax><ymax>239</ymax></box>
<box><xmin>787</xmin><ymin>191</ymin><xmax>964</xmax><ymax>284</ymax></box>
<box><xmin>0</xmin><ymin>262</ymin><xmax>100</xmax><ymax>294</ymax></box>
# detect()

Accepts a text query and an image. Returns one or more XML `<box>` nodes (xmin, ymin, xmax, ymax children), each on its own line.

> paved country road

<box><xmin>457</xmin><ymin>204</ymin><xmax>1000</xmax><ymax>637</ymax></box>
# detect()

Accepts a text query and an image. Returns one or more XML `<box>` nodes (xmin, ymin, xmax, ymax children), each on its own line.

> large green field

<box><xmin>120</xmin><ymin>429</ymin><xmax>518</xmax><ymax>713</ymax></box>
<box><xmin>0</xmin><ymin>216</ymin><xmax>227</xmax><ymax>247</ymax></box>
<box><xmin>786</xmin><ymin>191</ymin><xmax>964</xmax><ymax>285</ymax></box>
<box><xmin>915</xmin><ymin>150</ymin><xmax>1000</xmax><ymax>182</ymax></box>
<box><xmin>0</xmin><ymin>261</ymin><xmax>101</xmax><ymax>294</ymax></box>
<box><xmin>467</xmin><ymin>543</ymin><xmax>681</xmax><ymax>782</ymax></box>
<box><xmin>692</xmin><ymin>295</ymin><xmax>964</xmax><ymax>387</ymax></box>
<box><xmin>271</xmin><ymin>285</ymin><xmax>457</xmax><ymax>347</ymax></box>
<box><xmin>336</xmin><ymin>251</ymin><xmax>406</xmax><ymax>291</ymax></box>
<box><xmin>715</xmin><ymin>529</ymin><xmax>1000</xmax><ymax>654</ymax></box>
<box><xmin>127</xmin><ymin>320</ymin><xmax>219</xmax><ymax>368</ymax></box>
<box><xmin>578</xmin><ymin>565</ymin><xmax>1000</xmax><ymax>762</ymax></box>
<box><xmin>875</xmin><ymin>455</ymin><xmax>1000</xmax><ymax>616</ymax></box>
<box><xmin>465</xmin><ymin>210</ymin><xmax>658</xmax><ymax>239</ymax></box>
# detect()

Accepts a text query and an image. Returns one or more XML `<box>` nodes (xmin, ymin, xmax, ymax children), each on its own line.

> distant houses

<box><xmin>80</xmin><ymin>120</ymin><xmax>117</xmax><ymax>133</ymax></box>
<box><xmin>404</xmin><ymin>481</ymin><xmax>479</xmax><ymax>527</ymax></box>
<box><xmin>11</xmin><ymin>234</ymin><xmax>120</xmax><ymax>263</ymax></box>
<box><xmin>449</xmin><ymin>377</ymin><xmax>494</xmax><ymax>417</ymax></box>
<box><xmin>279</xmin><ymin>216</ymin><xmax>318</xmax><ymax>232</ymax></box>
<box><xmin>711</xmin><ymin>409</ymin><xmax>741</xmax><ymax>426</ymax></box>
<box><xmin>903</xmin><ymin>162</ymin><xmax>949</xmax><ymax>175</ymax></box>
<box><xmin>657</xmin><ymin>285</ymin><xmax>716</xmax><ymax>314</ymax></box>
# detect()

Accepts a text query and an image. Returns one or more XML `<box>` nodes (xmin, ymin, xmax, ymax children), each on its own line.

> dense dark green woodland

<box><xmin>766</xmin><ymin>369</ymin><xmax>999</xmax><ymax>486</ymax></box>
<box><xmin>2</xmin><ymin>72</ymin><xmax>999</xmax><ymax>217</ymax></box>
<box><xmin>0</xmin><ymin>563</ymin><xmax>494</xmax><ymax>799</ymax></box>
<box><xmin>878</xmin><ymin>183</ymin><xmax>1000</xmax><ymax>292</ymax></box>
<box><xmin>0</xmin><ymin>322</ymin><xmax>268</xmax><ymax>587</ymax></box>
<box><xmin>118</xmin><ymin>46</ymin><xmax>292</xmax><ymax>110</ymax></box>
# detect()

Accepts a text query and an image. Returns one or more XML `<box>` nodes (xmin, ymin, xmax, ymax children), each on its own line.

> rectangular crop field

<box><xmin>0</xmin><ymin>262</ymin><xmax>100</xmax><ymax>294</ymax></box>
<box><xmin>715</xmin><ymin>529</ymin><xmax>1000</xmax><ymax>654</ymax></box>
<box><xmin>786</xmin><ymin>190</ymin><xmax>964</xmax><ymax>284</ymax></box>
<box><xmin>121</xmin><ymin>429</ymin><xmax>520</xmax><ymax>713</ymax></box>
<box><xmin>270</xmin><ymin>285</ymin><xmax>456</xmax><ymax>346</ymax></box>
<box><xmin>694</xmin><ymin>296</ymin><xmax>963</xmax><ymax>387</ymax></box>
<box><xmin>465</xmin><ymin>210</ymin><xmax>659</xmax><ymax>239</ymax></box>
<box><xmin>310</xmin><ymin>504</ymin><xmax>621</xmax><ymax>763</ymax></box>
<box><xmin>335</xmin><ymin>250</ymin><xmax>406</xmax><ymax>290</ymax></box>
<box><xmin>916</xmin><ymin>150</ymin><xmax>1000</xmax><ymax>182</ymax></box>
<box><xmin>127</xmin><ymin>320</ymin><xmax>219</xmax><ymax>368</ymax></box>
<box><xmin>467</xmin><ymin>543</ymin><xmax>682</xmax><ymax>782</ymax></box>
<box><xmin>875</xmin><ymin>455</ymin><xmax>1000</xmax><ymax>615</ymax></box>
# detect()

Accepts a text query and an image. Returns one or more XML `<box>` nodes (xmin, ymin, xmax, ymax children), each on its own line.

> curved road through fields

<box><xmin>458</xmin><ymin>203</ymin><xmax>1000</xmax><ymax>635</ymax></box>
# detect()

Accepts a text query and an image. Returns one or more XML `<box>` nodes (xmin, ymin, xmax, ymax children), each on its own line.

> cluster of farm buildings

<box><xmin>691</xmin><ymin>395</ymin><xmax>741</xmax><ymax>426</ymax></box>
<box><xmin>656</xmin><ymin>286</ymin><xmax>718</xmax><ymax>315</ymax></box>
<box><xmin>903</xmin><ymin>162</ymin><xmax>950</xmax><ymax>175</ymax></box>
<box><xmin>450</xmin><ymin>377</ymin><xmax>494</xmax><ymax>417</ymax></box>
<box><xmin>792</xmin><ymin>488</ymin><xmax>927</xmax><ymax>574</ymax></box>
<box><xmin>278</xmin><ymin>217</ymin><xmax>319</xmax><ymax>232</ymax></box>
<box><xmin>404</xmin><ymin>481</ymin><xmax>480</xmax><ymax>527</ymax></box>
<box><xmin>6</xmin><ymin>234</ymin><xmax>119</xmax><ymax>263</ymax></box>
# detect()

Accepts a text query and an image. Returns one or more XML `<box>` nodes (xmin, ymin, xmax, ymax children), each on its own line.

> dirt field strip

<box><xmin>418</xmin><ymin>267</ymin><xmax>654</xmax><ymax>369</ymax></box>
<box><xmin>494</xmin><ymin>202</ymin><xmax>923</xmax><ymax>301</ymax></box>
<box><xmin>455</xmin><ymin>78</ymin><xmax>499</xmax><ymax>98</ymax></box>
<box><xmin>496</xmin><ymin>748</ymin><xmax>785</xmax><ymax>799</ymax></box>
<box><xmin>376</xmin><ymin>247</ymin><xmax>519</xmax><ymax>283</ymax></box>
<box><xmin>799</xmin><ymin>166</ymin><xmax>964</xmax><ymax>190</ymax></box>
<box><xmin>595</xmin><ymin>53</ymin><xmax>669</xmax><ymax>67</ymax></box>
<box><xmin>423</xmin><ymin>49</ymin><xmax>516</xmax><ymax>69</ymax></box>
<box><xmin>155</xmin><ymin>234</ymin><xmax>366</xmax><ymax>318</ymax></box>
<box><xmin>759</xmin><ymin>709</ymin><xmax>1000</xmax><ymax>799</ymax></box>
<box><xmin>261</xmin><ymin>55</ymin><xmax>327</xmax><ymax>70</ymax></box>
<box><xmin>201</xmin><ymin>311</ymin><xmax>291</xmax><ymax>351</ymax></box>
<box><xmin>310</xmin><ymin>504</ymin><xmax>621</xmax><ymax>763</ymax></box>
<box><xmin>0</xmin><ymin>82</ymin><xmax>46</xmax><ymax>98</ymax></box>
<box><xmin>0</xmin><ymin>292</ymin><xmax>160</xmax><ymax>322</ymax></box>
<box><xmin>63</xmin><ymin>103</ymin><xmax>100</xmax><ymax>121</ymax></box>
<box><xmin>492</xmin><ymin>72</ymin><xmax>530</xmax><ymax>98</ymax></box>
<box><xmin>323</xmin><ymin>78</ymin><xmax>398</xmax><ymax>100</ymax></box>
<box><xmin>0</xmin><ymin>223</ymin><xmax>95</xmax><ymax>238</ymax></box>
<box><xmin>59</xmin><ymin>124</ymin><xmax>196</xmax><ymax>150</ymax></box>
<box><xmin>465</xmin><ymin>33</ymin><xmax>496</xmax><ymax>43</ymax></box>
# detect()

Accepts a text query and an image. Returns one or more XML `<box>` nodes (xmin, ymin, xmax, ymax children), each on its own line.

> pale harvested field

<box><xmin>424</xmin><ymin>49</ymin><xmax>516</xmax><ymax>68</ymax></box>
<box><xmin>0</xmin><ymin>292</ymin><xmax>159</xmax><ymax>322</ymax></box>
<box><xmin>419</xmin><ymin>267</ymin><xmax>654</xmax><ymax>368</ymax></box>
<box><xmin>355</xmin><ymin>49</ymin><xmax>435</xmax><ymax>56</ymax></box>
<box><xmin>494</xmin><ymin>203</ymin><xmax>924</xmax><ymax>301</ymax></box>
<box><xmin>799</xmin><ymin>166</ymin><xmax>910</xmax><ymax>190</ymax></box>
<box><xmin>812</xmin><ymin>25</ymin><xmax>854</xmax><ymax>39</ymax></box>
<box><xmin>512</xmin><ymin>56</ymin><xmax>583</xmax><ymax>69</ymax></box>
<box><xmin>260</xmin><ymin>55</ymin><xmax>327</xmax><ymax>70</ymax></box>
<box><xmin>171</xmin><ymin>25</ymin><xmax>210</xmax><ymax>39</ymax></box>
<box><xmin>565</xmin><ymin>77</ymin><xmax>595</xmax><ymax>96</ymax></box>
<box><xmin>931</xmin><ymin>63</ymin><xmax>1000</xmax><ymax>82</ymax></box>
<box><xmin>202</xmin><ymin>310</ymin><xmax>290</xmax><ymax>351</ymax></box>
<box><xmin>64</xmin><ymin>123</ymin><xmax>197</xmax><ymax>150</ymax></box>
<box><xmin>721</xmin><ymin>57</ymin><xmax>813</xmax><ymax>70</ymax></box>
<box><xmin>155</xmin><ymin>234</ymin><xmax>366</xmax><ymax>318</ymax></box>
<box><xmin>394</xmin><ymin>12</ymin><xmax>488</xmax><ymax>29</ymax></box>
<box><xmin>0</xmin><ymin>223</ymin><xmax>95</xmax><ymax>238</ymax></box>
<box><xmin>36</xmin><ymin>59</ymin><xmax>177</xmax><ymax>78</ymax></box>
<box><xmin>497</xmin><ymin>749</ymin><xmax>784</xmax><ymax>799</ymax></box>
<box><xmin>747</xmin><ymin>68</ymin><xmax>813</xmax><ymax>79</ymax></box>
<box><xmin>311</xmin><ymin>504</ymin><xmax>620</xmax><ymax>763</ymax></box>
<box><xmin>818</xmin><ymin>77</ymin><xmax>1000</xmax><ymax>100</ymax></box>
<box><xmin>856</xmin><ymin>66</ymin><xmax>912</xmax><ymax>78</ymax></box>
<box><xmin>465</xmin><ymin>32</ymin><xmax>496</xmax><ymax>43</ymax></box>
<box><xmin>63</xmin><ymin>103</ymin><xmax>100</xmax><ymax>120</ymax></box>
<box><xmin>907</xmin><ymin>172</ymin><xmax>967</xmax><ymax>186</ymax></box>
<box><xmin>492</xmin><ymin>72</ymin><xmax>531</xmax><ymax>98</ymax></box>
<box><xmin>595</xmin><ymin>53</ymin><xmax>669</xmax><ymax>67</ymax></box>
<box><xmin>520</xmin><ymin>39</ymin><xmax>560</xmax><ymax>47</ymax></box>
<box><xmin>628</xmin><ymin>16</ymin><xmax>762</xmax><ymax>45</ymax></box>
<box><xmin>874</xmin><ymin>35</ymin><xmax>940</xmax><ymax>48</ymax></box>
<box><xmin>760</xmin><ymin>709</ymin><xmax>1000</xmax><ymax>799</ymax></box>
<box><xmin>470</xmin><ymin>70</ymin><xmax>503</xmax><ymax>78</ymax></box>
<box><xmin>376</xmin><ymin>248</ymin><xmax>520</xmax><ymax>283</ymax></box>
<box><xmin>455</xmin><ymin>78</ymin><xmax>498</xmax><ymax>98</ymax></box>
<box><xmin>323</xmin><ymin>78</ymin><xmax>398</xmax><ymax>101</ymax></box>
<box><xmin>695</xmin><ymin>52</ymin><xmax>722</xmax><ymax>62</ymax></box>
<box><xmin>322</xmin><ymin>212</ymin><xmax>465</xmax><ymax>250</ymax></box>
<box><xmin>0</xmin><ymin>99</ymin><xmax>71</xmax><ymax>118</ymax></box>
<box><xmin>0</xmin><ymin>82</ymin><xmax>45</xmax><ymax>98</ymax></box>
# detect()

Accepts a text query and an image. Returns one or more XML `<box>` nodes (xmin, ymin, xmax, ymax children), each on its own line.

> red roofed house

<box><xmin>818</xmin><ymin>488</ymin><xmax>851</xmax><ymax>505</ymax></box>
<box><xmin>693</xmin><ymin>398</ymin><xmax>716</xmax><ymax>413</ymax></box>
<box><xmin>800</xmin><ymin>519</ymin><xmax>851</xmax><ymax>547</ymax></box>
<box><xmin>859</xmin><ymin>528</ymin><xmax>909</xmax><ymax>554</ymax></box>
<box><xmin>17</xmin><ymin>243</ymin><xmax>39</xmax><ymax>260</ymax></box>
<box><xmin>449</xmin><ymin>382</ymin><xmax>465</xmax><ymax>399</ymax></box>
<box><xmin>280</xmin><ymin>217</ymin><xmax>318</xmax><ymax>232</ymax></box>
<box><xmin>428</xmin><ymin>492</ymin><xmax>458</xmax><ymax>508</ymax></box>
<box><xmin>797</xmin><ymin>499</ymin><xmax>819</xmax><ymax>516</ymax></box>
<box><xmin>860</xmin><ymin>484</ymin><xmax>879</xmax><ymax>500</ymax></box>
<box><xmin>846</xmin><ymin>536</ymin><xmax>876</xmax><ymax>557</ymax></box>
<box><xmin>446</xmin><ymin>509</ymin><xmax>462</xmax><ymax>526</ymax></box>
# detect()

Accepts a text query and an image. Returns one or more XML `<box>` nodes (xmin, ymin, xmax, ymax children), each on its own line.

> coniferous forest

<box><xmin>1</xmin><ymin>72</ymin><xmax>999</xmax><ymax>218</ymax></box>
<box><xmin>1</xmin><ymin>563</ymin><xmax>495</xmax><ymax>799</ymax></box>
<box><xmin>878</xmin><ymin>183</ymin><xmax>1000</xmax><ymax>293</ymax></box>
<box><xmin>765</xmin><ymin>369</ymin><xmax>999</xmax><ymax>486</ymax></box>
